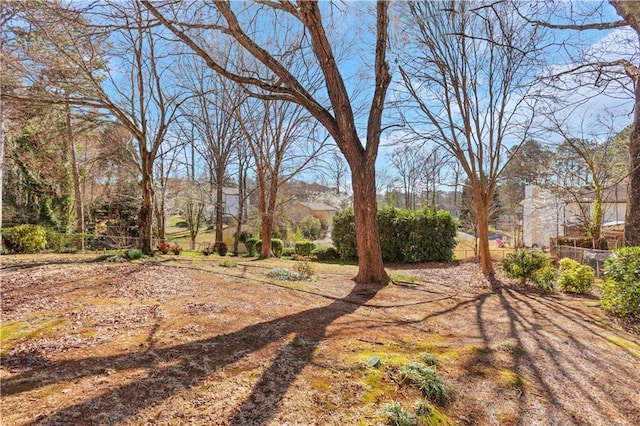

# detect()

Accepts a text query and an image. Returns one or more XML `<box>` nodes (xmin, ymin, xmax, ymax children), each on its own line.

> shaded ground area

<box><xmin>1</xmin><ymin>254</ymin><xmax>639</xmax><ymax>425</ymax></box>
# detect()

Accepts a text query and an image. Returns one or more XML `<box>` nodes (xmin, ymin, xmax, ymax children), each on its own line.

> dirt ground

<box><xmin>1</xmin><ymin>253</ymin><xmax>639</xmax><ymax>425</ymax></box>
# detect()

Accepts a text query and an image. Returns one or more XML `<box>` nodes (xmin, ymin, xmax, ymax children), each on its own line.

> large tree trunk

<box><xmin>138</xmin><ymin>160</ymin><xmax>155</xmax><ymax>255</ymax></box>
<box><xmin>474</xmin><ymin>190</ymin><xmax>495</xmax><ymax>275</ymax></box>
<box><xmin>259</xmin><ymin>180</ymin><xmax>278</xmax><ymax>259</ymax></box>
<box><xmin>66</xmin><ymin>102</ymin><xmax>85</xmax><ymax>251</ymax></box>
<box><xmin>351</xmin><ymin>158</ymin><xmax>389</xmax><ymax>283</ymax></box>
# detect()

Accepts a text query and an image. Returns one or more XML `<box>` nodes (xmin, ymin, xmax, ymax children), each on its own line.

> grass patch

<box><xmin>392</xmin><ymin>273</ymin><xmax>418</xmax><ymax>283</ymax></box>
<box><xmin>397</xmin><ymin>362</ymin><xmax>450</xmax><ymax>406</ymax></box>
<box><xmin>219</xmin><ymin>260</ymin><xmax>238</xmax><ymax>268</ymax></box>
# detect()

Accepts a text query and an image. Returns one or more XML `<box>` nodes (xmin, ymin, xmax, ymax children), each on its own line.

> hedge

<box><xmin>332</xmin><ymin>206</ymin><xmax>457</xmax><ymax>263</ymax></box>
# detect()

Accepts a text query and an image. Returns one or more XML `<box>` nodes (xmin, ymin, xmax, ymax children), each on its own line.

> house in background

<box><xmin>521</xmin><ymin>185</ymin><xmax>627</xmax><ymax>248</ymax></box>
<box><xmin>289</xmin><ymin>201</ymin><xmax>338</xmax><ymax>231</ymax></box>
<box><xmin>219</xmin><ymin>187</ymin><xmax>249</xmax><ymax>223</ymax></box>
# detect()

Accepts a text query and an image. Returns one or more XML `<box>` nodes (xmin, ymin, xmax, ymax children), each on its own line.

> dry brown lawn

<box><xmin>1</xmin><ymin>253</ymin><xmax>639</xmax><ymax>425</ymax></box>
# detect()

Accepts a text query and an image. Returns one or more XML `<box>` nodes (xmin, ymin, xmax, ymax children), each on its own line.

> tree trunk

<box><xmin>138</xmin><ymin>160</ymin><xmax>155</xmax><ymax>255</ymax></box>
<box><xmin>259</xmin><ymin>179</ymin><xmax>278</xmax><ymax>259</ymax></box>
<box><xmin>233</xmin><ymin>162</ymin><xmax>247</xmax><ymax>256</ymax></box>
<box><xmin>215</xmin><ymin>168</ymin><xmax>225</xmax><ymax>244</ymax></box>
<box><xmin>66</xmin><ymin>102</ymin><xmax>85</xmax><ymax>251</ymax></box>
<box><xmin>351</xmin><ymin>158</ymin><xmax>389</xmax><ymax>283</ymax></box>
<box><xmin>154</xmin><ymin>194</ymin><xmax>165</xmax><ymax>241</ymax></box>
<box><xmin>625</xmin><ymin>81</ymin><xmax>640</xmax><ymax>246</ymax></box>
<box><xmin>474</xmin><ymin>191</ymin><xmax>495</xmax><ymax>275</ymax></box>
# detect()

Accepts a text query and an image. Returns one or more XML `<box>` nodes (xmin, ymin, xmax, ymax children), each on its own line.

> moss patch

<box><xmin>604</xmin><ymin>335</ymin><xmax>640</xmax><ymax>358</ymax></box>
<box><xmin>0</xmin><ymin>313</ymin><xmax>67</xmax><ymax>355</ymax></box>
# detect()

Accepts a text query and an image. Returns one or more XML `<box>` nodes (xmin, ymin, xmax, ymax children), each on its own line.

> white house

<box><xmin>521</xmin><ymin>185</ymin><xmax>626</xmax><ymax>248</ymax></box>
<box><xmin>220</xmin><ymin>187</ymin><xmax>249</xmax><ymax>221</ymax></box>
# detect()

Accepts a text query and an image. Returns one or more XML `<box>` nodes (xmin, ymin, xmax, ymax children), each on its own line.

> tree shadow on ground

<box><xmin>5</xmin><ymin>281</ymin><xmax>385</xmax><ymax>425</ymax></box>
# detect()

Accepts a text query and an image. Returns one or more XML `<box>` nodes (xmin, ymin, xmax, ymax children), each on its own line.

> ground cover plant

<box><xmin>1</xmin><ymin>254</ymin><xmax>639</xmax><ymax>425</ymax></box>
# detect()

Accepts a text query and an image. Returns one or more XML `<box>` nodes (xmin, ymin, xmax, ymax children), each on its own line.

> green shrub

<box><xmin>558</xmin><ymin>258</ymin><xmax>594</xmax><ymax>294</ymax></box>
<box><xmin>503</xmin><ymin>250</ymin><xmax>549</xmax><ymax>285</ymax></box>
<box><xmin>601</xmin><ymin>247</ymin><xmax>640</xmax><ymax>319</ymax></box>
<box><xmin>332</xmin><ymin>208</ymin><xmax>358</xmax><ymax>260</ymax></box>
<box><xmin>299</xmin><ymin>215</ymin><xmax>322</xmax><ymax>240</ymax></box>
<box><xmin>3</xmin><ymin>225</ymin><xmax>47</xmax><ymax>253</ymax></box>
<box><xmin>311</xmin><ymin>246</ymin><xmax>340</xmax><ymax>261</ymax></box>
<box><xmin>220</xmin><ymin>260</ymin><xmax>237</xmax><ymax>268</ymax></box>
<box><xmin>295</xmin><ymin>240</ymin><xmax>316</xmax><ymax>256</ymax></box>
<box><xmin>245</xmin><ymin>237</ymin><xmax>259</xmax><ymax>256</ymax></box>
<box><xmin>332</xmin><ymin>206</ymin><xmax>457</xmax><ymax>263</ymax></box>
<box><xmin>532</xmin><ymin>265</ymin><xmax>557</xmax><ymax>293</ymax></box>
<box><xmin>255</xmin><ymin>238</ymin><xmax>284</xmax><ymax>257</ymax></box>
<box><xmin>397</xmin><ymin>362</ymin><xmax>450</xmax><ymax>406</ymax></box>
<box><xmin>124</xmin><ymin>249</ymin><xmax>143</xmax><ymax>260</ymax></box>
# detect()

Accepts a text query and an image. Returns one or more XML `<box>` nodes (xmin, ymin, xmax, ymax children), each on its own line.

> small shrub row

<box><xmin>312</xmin><ymin>246</ymin><xmax>340</xmax><ymax>261</ymax></box>
<box><xmin>503</xmin><ymin>248</ymin><xmax>640</xmax><ymax>320</ymax></box>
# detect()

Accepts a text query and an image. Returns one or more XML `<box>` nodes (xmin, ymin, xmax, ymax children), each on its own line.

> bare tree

<box><xmin>143</xmin><ymin>0</ymin><xmax>392</xmax><ymax>283</ymax></box>
<box><xmin>398</xmin><ymin>0</ymin><xmax>543</xmax><ymax>275</ymax></box>
<box><xmin>389</xmin><ymin>145</ymin><xmax>423</xmax><ymax>209</ymax></box>
<box><xmin>237</xmin><ymin>97</ymin><xmax>326</xmax><ymax>259</ymax></box>
<box><xmin>177</xmin><ymin>47</ymin><xmax>245</xmax><ymax>245</ymax></box>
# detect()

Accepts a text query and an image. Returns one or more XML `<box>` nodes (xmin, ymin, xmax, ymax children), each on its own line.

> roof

<box><xmin>298</xmin><ymin>202</ymin><xmax>337</xmax><ymax>212</ymax></box>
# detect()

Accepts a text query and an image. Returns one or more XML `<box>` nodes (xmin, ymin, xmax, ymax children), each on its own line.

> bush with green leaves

<box><xmin>503</xmin><ymin>250</ymin><xmax>549</xmax><ymax>286</ymax></box>
<box><xmin>532</xmin><ymin>265</ymin><xmax>557</xmax><ymax>292</ymax></box>
<box><xmin>558</xmin><ymin>258</ymin><xmax>594</xmax><ymax>294</ymax></box>
<box><xmin>299</xmin><ymin>215</ymin><xmax>322</xmax><ymax>240</ymax></box>
<box><xmin>2</xmin><ymin>225</ymin><xmax>47</xmax><ymax>253</ymax></box>
<box><xmin>295</xmin><ymin>240</ymin><xmax>316</xmax><ymax>256</ymax></box>
<box><xmin>244</xmin><ymin>237</ymin><xmax>260</xmax><ymax>256</ymax></box>
<box><xmin>311</xmin><ymin>245</ymin><xmax>340</xmax><ymax>261</ymax></box>
<box><xmin>124</xmin><ymin>249</ymin><xmax>143</xmax><ymax>260</ymax></box>
<box><xmin>601</xmin><ymin>247</ymin><xmax>640</xmax><ymax>319</ymax></box>
<box><xmin>254</xmin><ymin>238</ymin><xmax>284</xmax><ymax>257</ymax></box>
<box><xmin>332</xmin><ymin>206</ymin><xmax>457</xmax><ymax>263</ymax></box>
